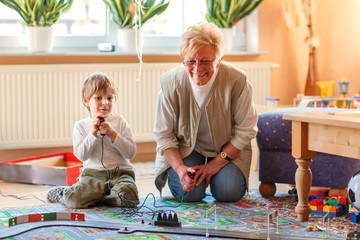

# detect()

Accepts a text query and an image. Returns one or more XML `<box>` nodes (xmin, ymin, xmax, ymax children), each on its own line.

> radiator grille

<box><xmin>0</xmin><ymin>62</ymin><xmax>274</xmax><ymax>149</ymax></box>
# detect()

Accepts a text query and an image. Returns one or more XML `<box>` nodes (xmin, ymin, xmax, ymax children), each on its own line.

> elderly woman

<box><xmin>153</xmin><ymin>22</ymin><xmax>258</xmax><ymax>202</ymax></box>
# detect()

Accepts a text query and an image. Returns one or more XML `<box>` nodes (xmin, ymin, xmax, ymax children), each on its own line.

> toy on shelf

<box><xmin>353</xmin><ymin>89</ymin><xmax>360</xmax><ymax>108</ymax></box>
<box><xmin>296</xmin><ymin>78</ymin><xmax>357</xmax><ymax>109</ymax></box>
<box><xmin>316</xmin><ymin>81</ymin><xmax>334</xmax><ymax>98</ymax></box>
<box><xmin>295</xmin><ymin>78</ymin><xmax>358</xmax><ymax>109</ymax></box>
<box><xmin>336</xmin><ymin>78</ymin><xmax>351</xmax><ymax>108</ymax></box>
<box><xmin>297</xmin><ymin>96</ymin><xmax>356</xmax><ymax>109</ymax></box>
<box><xmin>337</xmin><ymin>78</ymin><xmax>350</xmax><ymax>98</ymax></box>
<box><xmin>265</xmin><ymin>97</ymin><xmax>280</xmax><ymax>107</ymax></box>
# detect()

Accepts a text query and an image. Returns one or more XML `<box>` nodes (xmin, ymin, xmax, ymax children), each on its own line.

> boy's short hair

<box><xmin>82</xmin><ymin>72</ymin><xmax>119</xmax><ymax>110</ymax></box>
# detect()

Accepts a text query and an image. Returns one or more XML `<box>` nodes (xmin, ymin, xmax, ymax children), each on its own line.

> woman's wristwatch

<box><xmin>220</xmin><ymin>149</ymin><xmax>232</xmax><ymax>161</ymax></box>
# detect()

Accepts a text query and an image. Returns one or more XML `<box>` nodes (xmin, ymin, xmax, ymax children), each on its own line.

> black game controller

<box><xmin>98</xmin><ymin>117</ymin><xmax>105</xmax><ymax>136</ymax></box>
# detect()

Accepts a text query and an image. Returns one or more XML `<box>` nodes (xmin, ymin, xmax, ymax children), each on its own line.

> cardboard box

<box><xmin>0</xmin><ymin>152</ymin><xmax>82</xmax><ymax>186</ymax></box>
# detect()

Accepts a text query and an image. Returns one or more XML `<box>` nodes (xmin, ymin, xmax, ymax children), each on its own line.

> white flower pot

<box><xmin>245</xmin><ymin>11</ymin><xmax>259</xmax><ymax>52</ymax></box>
<box><xmin>118</xmin><ymin>29</ymin><xmax>143</xmax><ymax>53</ymax></box>
<box><xmin>220</xmin><ymin>28</ymin><xmax>233</xmax><ymax>52</ymax></box>
<box><xmin>27</xmin><ymin>27</ymin><xmax>53</xmax><ymax>53</ymax></box>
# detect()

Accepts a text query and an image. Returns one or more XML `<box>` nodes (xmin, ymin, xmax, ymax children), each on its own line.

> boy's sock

<box><xmin>46</xmin><ymin>186</ymin><xmax>65</xmax><ymax>203</ymax></box>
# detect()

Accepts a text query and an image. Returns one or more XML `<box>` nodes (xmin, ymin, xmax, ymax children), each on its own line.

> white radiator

<box><xmin>0</xmin><ymin>62</ymin><xmax>275</xmax><ymax>149</ymax></box>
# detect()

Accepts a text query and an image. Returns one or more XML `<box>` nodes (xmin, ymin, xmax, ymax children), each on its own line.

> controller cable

<box><xmin>99</xmin><ymin>131</ymin><xmax>184</xmax><ymax>219</ymax></box>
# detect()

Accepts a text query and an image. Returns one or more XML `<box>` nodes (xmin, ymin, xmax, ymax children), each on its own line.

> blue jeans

<box><xmin>167</xmin><ymin>151</ymin><xmax>246</xmax><ymax>202</ymax></box>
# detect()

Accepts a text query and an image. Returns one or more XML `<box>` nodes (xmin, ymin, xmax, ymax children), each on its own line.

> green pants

<box><xmin>63</xmin><ymin>168</ymin><xmax>139</xmax><ymax>209</ymax></box>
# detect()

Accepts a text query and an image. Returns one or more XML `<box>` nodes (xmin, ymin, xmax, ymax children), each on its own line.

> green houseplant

<box><xmin>205</xmin><ymin>0</ymin><xmax>263</xmax><ymax>52</ymax></box>
<box><xmin>102</xmin><ymin>0</ymin><xmax>170</xmax><ymax>52</ymax></box>
<box><xmin>0</xmin><ymin>0</ymin><xmax>73</xmax><ymax>52</ymax></box>
<box><xmin>102</xmin><ymin>0</ymin><xmax>170</xmax><ymax>29</ymax></box>
<box><xmin>205</xmin><ymin>0</ymin><xmax>262</xmax><ymax>28</ymax></box>
<box><xmin>0</xmin><ymin>0</ymin><xmax>73</xmax><ymax>27</ymax></box>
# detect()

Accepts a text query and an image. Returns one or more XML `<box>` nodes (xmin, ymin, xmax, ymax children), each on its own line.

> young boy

<box><xmin>46</xmin><ymin>72</ymin><xmax>139</xmax><ymax>208</ymax></box>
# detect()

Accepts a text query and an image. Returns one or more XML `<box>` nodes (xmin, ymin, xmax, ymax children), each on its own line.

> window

<box><xmin>0</xmin><ymin>0</ymin><xmax>256</xmax><ymax>53</ymax></box>
<box><xmin>0</xmin><ymin>0</ymin><xmax>106</xmax><ymax>36</ymax></box>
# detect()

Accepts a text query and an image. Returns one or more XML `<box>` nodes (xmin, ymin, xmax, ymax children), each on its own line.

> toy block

<box><xmin>329</xmin><ymin>206</ymin><xmax>338</xmax><ymax>213</ymax></box>
<box><xmin>326</xmin><ymin>199</ymin><xmax>340</xmax><ymax>206</ymax></box>
<box><xmin>8</xmin><ymin>215</ymin><xmax>29</xmax><ymax>226</ymax></box>
<box><xmin>43</xmin><ymin>212</ymin><xmax>57</xmax><ymax>221</ymax></box>
<box><xmin>295</xmin><ymin>195</ymin><xmax>322</xmax><ymax>203</ymax></box>
<box><xmin>28</xmin><ymin>214</ymin><xmax>43</xmax><ymax>222</ymax></box>
<box><xmin>16</xmin><ymin>215</ymin><xmax>29</xmax><ymax>224</ymax></box>
<box><xmin>310</xmin><ymin>198</ymin><xmax>323</xmax><ymax>206</ymax></box>
<box><xmin>71</xmin><ymin>213</ymin><xmax>85</xmax><ymax>221</ymax></box>
<box><xmin>297</xmin><ymin>194</ymin><xmax>350</xmax><ymax>216</ymax></box>
<box><xmin>323</xmin><ymin>206</ymin><xmax>330</xmax><ymax>212</ymax></box>
<box><xmin>8</xmin><ymin>218</ymin><xmax>16</xmax><ymax>226</ymax></box>
<box><xmin>317</xmin><ymin>205</ymin><xmax>323</xmax><ymax>212</ymax></box>
<box><xmin>309</xmin><ymin>195</ymin><xmax>322</xmax><ymax>202</ymax></box>
<box><xmin>338</xmin><ymin>205</ymin><xmax>345</xmax><ymax>212</ymax></box>
<box><xmin>56</xmin><ymin>212</ymin><xmax>71</xmax><ymax>220</ymax></box>
<box><xmin>351</xmin><ymin>211</ymin><xmax>360</xmax><ymax>223</ymax></box>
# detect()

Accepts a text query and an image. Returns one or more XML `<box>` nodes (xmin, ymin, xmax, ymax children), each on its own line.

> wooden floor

<box><xmin>0</xmin><ymin>170</ymin><xmax>291</xmax><ymax>208</ymax></box>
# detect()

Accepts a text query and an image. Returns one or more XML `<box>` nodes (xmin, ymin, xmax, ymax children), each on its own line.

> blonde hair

<box><xmin>82</xmin><ymin>72</ymin><xmax>119</xmax><ymax>111</ymax></box>
<box><xmin>180</xmin><ymin>22</ymin><xmax>223</xmax><ymax>59</ymax></box>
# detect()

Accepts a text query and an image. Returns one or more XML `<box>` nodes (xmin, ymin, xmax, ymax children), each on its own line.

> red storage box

<box><xmin>0</xmin><ymin>152</ymin><xmax>82</xmax><ymax>186</ymax></box>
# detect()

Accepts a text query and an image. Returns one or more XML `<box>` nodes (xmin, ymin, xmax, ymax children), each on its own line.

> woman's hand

<box><xmin>195</xmin><ymin>158</ymin><xmax>227</xmax><ymax>187</ymax></box>
<box><xmin>176</xmin><ymin>165</ymin><xmax>197</xmax><ymax>192</ymax></box>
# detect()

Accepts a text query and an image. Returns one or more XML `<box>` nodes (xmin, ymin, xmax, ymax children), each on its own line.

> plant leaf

<box><xmin>205</xmin><ymin>0</ymin><xmax>263</xmax><ymax>28</ymax></box>
<box><xmin>141</xmin><ymin>1</ymin><xmax>170</xmax><ymax>25</ymax></box>
<box><xmin>0</xmin><ymin>0</ymin><xmax>74</xmax><ymax>26</ymax></box>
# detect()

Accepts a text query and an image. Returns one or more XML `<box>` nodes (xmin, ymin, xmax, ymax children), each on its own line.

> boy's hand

<box><xmin>93</xmin><ymin>114</ymin><xmax>117</xmax><ymax>142</ymax></box>
<box><xmin>98</xmin><ymin>121</ymin><xmax>117</xmax><ymax>141</ymax></box>
<box><xmin>91</xmin><ymin>117</ymin><xmax>101</xmax><ymax>137</ymax></box>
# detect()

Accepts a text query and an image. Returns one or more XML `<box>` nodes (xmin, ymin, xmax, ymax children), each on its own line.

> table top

<box><xmin>283</xmin><ymin>111</ymin><xmax>360</xmax><ymax>129</ymax></box>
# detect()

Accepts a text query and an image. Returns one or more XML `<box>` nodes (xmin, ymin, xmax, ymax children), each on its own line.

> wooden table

<box><xmin>283</xmin><ymin>111</ymin><xmax>360</xmax><ymax>222</ymax></box>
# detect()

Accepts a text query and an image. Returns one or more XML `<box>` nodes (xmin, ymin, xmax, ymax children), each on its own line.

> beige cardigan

<box><xmin>154</xmin><ymin>61</ymin><xmax>253</xmax><ymax>193</ymax></box>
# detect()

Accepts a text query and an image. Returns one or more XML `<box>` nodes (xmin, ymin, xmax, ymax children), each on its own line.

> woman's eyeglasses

<box><xmin>183</xmin><ymin>59</ymin><xmax>217</xmax><ymax>67</ymax></box>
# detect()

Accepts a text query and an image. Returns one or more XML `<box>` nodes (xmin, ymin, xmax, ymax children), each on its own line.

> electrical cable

<box><xmin>0</xmin><ymin>187</ymin><xmax>47</xmax><ymax>204</ymax></box>
<box><xmin>99</xmin><ymin>134</ymin><xmax>185</xmax><ymax>219</ymax></box>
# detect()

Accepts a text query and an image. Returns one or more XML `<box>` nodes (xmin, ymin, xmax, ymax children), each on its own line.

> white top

<box><xmin>189</xmin><ymin>69</ymin><xmax>217</xmax><ymax>108</ymax></box>
<box><xmin>153</xmin><ymin>69</ymin><xmax>258</xmax><ymax>156</ymax></box>
<box><xmin>73</xmin><ymin>114</ymin><xmax>136</xmax><ymax>170</ymax></box>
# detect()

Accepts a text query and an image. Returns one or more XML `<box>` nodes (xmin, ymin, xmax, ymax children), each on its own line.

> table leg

<box><xmin>295</xmin><ymin>157</ymin><xmax>312</xmax><ymax>222</ymax></box>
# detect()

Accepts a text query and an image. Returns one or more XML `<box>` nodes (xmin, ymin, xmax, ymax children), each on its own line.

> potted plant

<box><xmin>205</xmin><ymin>0</ymin><xmax>263</xmax><ymax>51</ymax></box>
<box><xmin>102</xmin><ymin>0</ymin><xmax>170</xmax><ymax>52</ymax></box>
<box><xmin>0</xmin><ymin>0</ymin><xmax>73</xmax><ymax>52</ymax></box>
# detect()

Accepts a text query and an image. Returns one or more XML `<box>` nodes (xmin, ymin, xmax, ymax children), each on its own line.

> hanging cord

<box><xmin>133</xmin><ymin>0</ymin><xmax>144</xmax><ymax>81</ymax></box>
